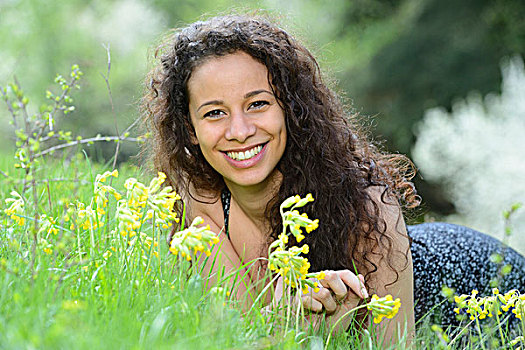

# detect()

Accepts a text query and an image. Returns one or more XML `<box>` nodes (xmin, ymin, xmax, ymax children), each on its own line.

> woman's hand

<box><xmin>302</xmin><ymin>270</ymin><xmax>367</xmax><ymax>312</ymax></box>
<box><xmin>301</xmin><ymin>270</ymin><xmax>368</xmax><ymax>331</ymax></box>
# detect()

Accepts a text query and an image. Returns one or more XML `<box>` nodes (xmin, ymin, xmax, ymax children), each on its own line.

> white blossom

<box><xmin>413</xmin><ymin>56</ymin><xmax>525</xmax><ymax>254</ymax></box>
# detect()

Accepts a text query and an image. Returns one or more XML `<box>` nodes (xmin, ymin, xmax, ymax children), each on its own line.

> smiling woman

<box><xmin>142</xmin><ymin>15</ymin><xmax>417</xmax><ymax>343</ymax></box>
<box><xmin>141</xmin><ymin>13</ymin><xmax>525</xmax><ymax>345</ymax></box>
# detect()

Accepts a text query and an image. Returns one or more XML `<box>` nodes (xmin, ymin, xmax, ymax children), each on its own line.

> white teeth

<box><xmin>227</xmin><ymin>145</ymin><xmax>263</xmax><ymax>161</ymax></box>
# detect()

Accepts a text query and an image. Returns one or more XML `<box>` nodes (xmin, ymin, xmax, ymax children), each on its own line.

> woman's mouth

<box><xmin>225</xmin><ymin>144</ymin><xmax>264</xmax><ymax>161</ymax></box>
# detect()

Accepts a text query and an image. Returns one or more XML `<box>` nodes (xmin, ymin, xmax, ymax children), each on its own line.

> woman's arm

<box><xmin>365</xmin><ymin>187</ymin><xmax>415</xmax><ymax>345</ymax></box>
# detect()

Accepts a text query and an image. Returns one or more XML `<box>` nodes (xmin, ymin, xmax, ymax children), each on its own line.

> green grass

<box><xmin>0</xmin><ymin>150</ymin><xmax>524</xmax><ymax>349</ymax></box>
<box><xmin>0</xmin><ymin>153</ymin><xmax>261</xmax><ymax>349</ymax></box>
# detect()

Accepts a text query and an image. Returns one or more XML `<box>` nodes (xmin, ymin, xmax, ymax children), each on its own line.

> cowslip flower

<box><xmin>280</xmin><ymin>193</ymin><xmax>315</xmax><ymax>210</ymax></box>
<box><xmin>147</xmin><ymin>187</ymin><xmax>180</xmax><ymax>229</ymax></box>
<box><xmin>39</xmin><ymin>238</ymin><xmax>53</xmax><ymax>255</ymax></box>
<box><xmin>69</xmin><ymin>201</ymin><xmax>102</xmax><ymax>231</ymax></box>
<box><xmin>454</xmin><ymin>288</ymin><xmax>525</xmax><ymax>320</ymax></box>
<box><xmin>115</xmin><ymin>201</ymin><xmax>142</xmax><ymax>237</ymax></box>
<box><xmin>268</xmin><ymin>244</ymin><xmax>320</xmax><ymax>292</ymax></box>
<box><xmin>115</xmin><ymin>172</ymin><xmax>180</xmax><ymax>237</ymax></box>
<box><xmin>169</xmin><ymin>216</ymin><xmax>220</xmax><ymax>261</ymax></box>
<box><xmin>38</xmin><ymin>214</ymin><xmax>59</xmax><ymax>236</ymax></box>
<box><xmin>367</xmin><ymin>294</ymin><xmax>401</xmax><ymax>324</ymax></box>
<box><xmin>93</xmin><ymin>170</ymin><xmax>121</xmax><ymax>215</ymax></box>
<box><xmin>4</xmin><ymin>191</ymin><xmax>25</xmax><ymax>226</ymax></box>
<box><xmin>507</xmin><ymin>291</ymin><xmax>525</xmax><ymax>320</ymax></box>
<box><xmin>269</xmin><ymin>194</ymin><xmax>323</xmax><ymax>293</ymax></box>
<box><xmin>66</xmin><ymin>171</ymin><xmax>121</xmax><ymax>232</ymax></box>
<box><xmin>453</xmin><ymin>290</ymin><xmax>486</xmax><ymax>320</ymax></box>
<box><xmin>279</xmin><ymin>193</ymin><xmax>318</xmax><ymax>241</ymax></box>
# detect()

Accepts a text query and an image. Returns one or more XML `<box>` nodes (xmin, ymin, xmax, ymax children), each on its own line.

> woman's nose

<box><xmin>224</xmin><ymin>111</ymin><xmax>256</xmax><ymax>142</ymax></box>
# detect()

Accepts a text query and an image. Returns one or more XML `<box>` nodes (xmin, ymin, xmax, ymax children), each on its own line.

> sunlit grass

<box><xmin>1</xmin><ymin>154</ymin><xmax>524</xmax><ymax>349</ymax></box>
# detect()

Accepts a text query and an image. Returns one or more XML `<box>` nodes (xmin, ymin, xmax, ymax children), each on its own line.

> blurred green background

<box><xmin>1</xmin><ymin>0</ymin><xmax>524</xmax><ymax>250</ymax></box>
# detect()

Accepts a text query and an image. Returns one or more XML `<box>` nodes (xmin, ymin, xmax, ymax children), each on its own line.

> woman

<box><xmin>143</xmin><ymin>14</ymin><xmax>525</xmax><ymax>340</ymax></box>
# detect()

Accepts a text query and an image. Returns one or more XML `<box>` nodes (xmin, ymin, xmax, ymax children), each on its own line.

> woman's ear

<box><xmin>185</xmin><ymin>118</ymin><xmax>199</xmax><ymax>145</ymax></box>
<box><xmin>190</xmin><ymin>132</ymin><xmax>199</xmax><ymax>145</ymax></box>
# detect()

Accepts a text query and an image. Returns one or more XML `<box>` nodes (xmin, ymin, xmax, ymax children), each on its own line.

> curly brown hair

<box><xmin>142</xmin><ymin>14</ymin><xmax>420</xmax><ymax>286</ymax></box>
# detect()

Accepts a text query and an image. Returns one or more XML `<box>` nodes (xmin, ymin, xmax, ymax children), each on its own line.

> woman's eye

<box><xmin>249</xmin><ymin>100</ymin><xmax>269</xmax><ymax>110</ymax></box>
<box><xmin>203</xmin><ymin>110</ymin><xmax>225</xmax><ymax>119</ymax></box>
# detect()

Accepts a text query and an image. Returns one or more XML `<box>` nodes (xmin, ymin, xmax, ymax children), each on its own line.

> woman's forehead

<box><xmin>187</xmin><ymin>52</ymin><xmax>271</xmax><ymax>101</ymax></box>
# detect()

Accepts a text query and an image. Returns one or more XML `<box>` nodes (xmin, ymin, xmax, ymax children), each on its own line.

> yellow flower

<box><xmin>4</xmin><ymin>191</ymin><xmax>25</xmax><ymax>226</ymax></box>
<box><xmin>306</xmin><ymin>219</ymin><xmax>319</xmax><ymax>233</ymax></box>
<box><xmin>39</xmin><ymin>238</ymin><xmax>53</xmax><ymax>255</ymax></box>
<box><xmin>453</xmin><ymin>289</ymin><xmax>525</xmax><ymax>320</ymax></box>
<box><xmin>103</xmin><ymin>250</ymin><xmax>112</xmax><ymax>260</ymax></box>
<box><xmin>367</xmin><ymin>294</ymin><xmax>401</xmax><ymax>324</ymax></box>
<box><xmin>278</xmin><ymin>233</ymin><xmax>289</xmax><ymax>244</ymax></box>
<box><xmin>269</xmin><ymin>194</ymin><xmax>322</xmax><ymax>293</ymax></box>
<box><xmin>95</xmin><ymin>169</ymin><xmax>118</xmax><ymax>183</ymax></box>
<box><xmin>38</xmin><ymin>215</ymin><xmax>59</xmax><ymax>236</ymax></box>
<box><xmin>169</xmin><ymin>216</ymin><xmax>220</xmax><ymax>261</ymax></box>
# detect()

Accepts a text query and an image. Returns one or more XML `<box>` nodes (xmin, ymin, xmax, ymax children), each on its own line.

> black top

<box><xmin>220</xmin><ymin>187</ymin><xmax>231</xmax><ymax>237</ymax></box>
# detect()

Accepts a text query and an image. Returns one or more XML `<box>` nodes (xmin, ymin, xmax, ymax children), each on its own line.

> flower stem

<box><xmin>324</xmin><ymin>304</ymin><xmax>368</xmax><ymax>350</ymax></box>
<box><xmin>474</xmin><ymin>316</ymin><xmax>487</xmax><ymax>350</ymax></box>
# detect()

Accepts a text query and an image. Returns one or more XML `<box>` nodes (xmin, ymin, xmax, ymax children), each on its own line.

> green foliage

<box><xmin>0</xmin><ymin>0</ymin><xmax>159</xmax><ymax>160</ymax></box>
<box><xmin>329</xmin><ymin>0</ymin><xmax>525</xmax><ymax>156</ymax></box>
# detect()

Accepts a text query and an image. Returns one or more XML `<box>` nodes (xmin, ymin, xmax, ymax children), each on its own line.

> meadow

<box><xmin>1</xmin><ymin>66</ymin><xmax>524</xmax><ymax>349</ymax></box>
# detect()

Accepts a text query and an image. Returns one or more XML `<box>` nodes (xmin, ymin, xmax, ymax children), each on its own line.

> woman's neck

<box><xmin>224</xmin><ymin>170</ymin><xmax>281</xmax><ymax>225</ymax></box>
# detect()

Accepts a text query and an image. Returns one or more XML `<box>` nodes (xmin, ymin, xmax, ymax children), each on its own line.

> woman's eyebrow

<box><xmin>244</xmin><ymin>89</ymin><xmax>273</xmax><ymax>99</ymax></box>
<box><xmin>197</xmin><ymin>100</ymin><xmax>223</xmax><ymax>112</ymax></box>
<box><xmin>197</xmin><ymin>90</ymin><xmax>273</xmax><ymax>111</ymax></box>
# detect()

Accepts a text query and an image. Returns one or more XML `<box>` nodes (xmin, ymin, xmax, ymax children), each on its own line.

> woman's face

<box><xmin>187</xmin><ymin>51</ymin><xmax>287</xmax><ymax>190</ymax></box>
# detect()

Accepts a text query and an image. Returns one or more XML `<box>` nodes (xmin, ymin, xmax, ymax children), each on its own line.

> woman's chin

<box><xmin>223</xmin><ymin>168</ymin><xmax>281</xmax><ymax>191</ymax></box>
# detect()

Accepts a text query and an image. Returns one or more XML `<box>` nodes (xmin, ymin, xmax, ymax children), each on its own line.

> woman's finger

<box><xmin>336</xmin><ymin>269</ymin><xmax>369</xmax><ymax>299</ymax></box>
<box><xmin>318</xmin><ymin>270</ymin><xmax>348</xmax><ymax>301</ymax></box>
<box><xmin>301</xmin><ymin>293</ymin><xmax>324</xmax><ymax>313</ymax></box>
<box><xmin>314</xmin><ymin>285</ymin><xmax>338</xmax><ymax>313</ymax></box>
<box><xmin>302</xmin><ymin>282</ymin><xmax>338</xmax><ymax>314</ymax></box>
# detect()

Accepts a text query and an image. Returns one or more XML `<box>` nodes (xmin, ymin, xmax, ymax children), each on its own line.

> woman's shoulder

<box><xmin>362</xmin><ymin>186</ymin><xmax>414</xmax><ymax>331</ymax></box>
<box><xmin>364</xmin><ymin>185</ymin><xmax>406</xmax><ymax>232</ymax></box>
<box><xmin>363</xmin><ymin>185</ymin><xmax>410</xmax><ymax>270</ymax></box>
